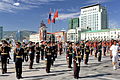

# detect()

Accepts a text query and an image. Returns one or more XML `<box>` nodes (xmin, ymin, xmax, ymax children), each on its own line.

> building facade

<box><xmin>67</xmin><ymin>18</ymin><xmax>80</xmax><ymax>42</ymax></box>
<box><xmin>79</xmin><ymin>4</ymin><xmax>108</xmax><ymax>31</ymax></box>
<box><xmin>0</xmin><ymin>26</ymin><xmax>3</xmax><ymax>40</ymax></box>
<box><xmin>81</xmin><ymin>29</ymin><xmax>120</xmax><ymax>41</ymax></box>
<box><xmin>68</xmin><ymin>18</ymin><xmax>79</xmax><ymax>29</ymax></box>
<box><xmin>29</xmin><ymin>34</ymin><xmax>40</xmax><ymax>43</ymax></box>
<box><xmin>39</xmin><ymin>21</ymin><xmax>47</xmax><ymax>41</ymax></box>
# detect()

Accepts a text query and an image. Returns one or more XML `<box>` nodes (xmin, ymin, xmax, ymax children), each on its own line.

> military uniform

<box><xmin>54</xmin><ymin>43</ymin><xmax>58</xmax><ymax>59</ymax></box>
<box><xmin>14</xmin><ymin>43</ymin><xmax>24</xmax><ymax>79</ymax></box>
<box><xmin>59</xmin><ymin>43</ymin><xmax>63</xmax><ymax>55</ymax></box>
<box><xmin>80</xmin><ymin>42</ymin><xmax>85</xmax><ymax>60</ymax></box>
<box><xmin>73</xmin><ymin>43</ymin><xmax>81</xmax><ymax>79</ymax></box>
<box><xmin>98</xmin><ymin>42</ymin><xmax>102</xmax><ymax>62</ymax></box>
<box><xmin>24</xmin><ymin>45</ymin><xmax>29</xmax><ymax>62</ymax></box>
<box><xmin>35</xmin><ymin>43</ymin><xmax>41</xmax><ymax>63</ymax></box>
<box><xmin>0</xmin><ymin>44</ymin><xmax>10</xmax><ymax>74</ymax></box>
<box><xmin>51</xmin><ymin>43</ymin><xmax>56</xmax><ymax>65</ymax></box>
<box><xmin>84</xmin><ymin>44</ymin><xmax>90</xmax><ymax>65</ymax></box>
<box><xmin>66</xmin><ymin>43</ymin><xmax>73</xmax><ymax>68</ymax></box>
<box><xmin>22</xmin><ymin>45</ymin><xmax>28</xmax><ymax>62</ymax></box>
<box><xmin>40</xmin><ymin>44</ymin><xmax>45</xmax><ymax>60</ymax></box>
<box><xmin>45</xmin><ymin>43</ymin><xmax>52</xmax><ymax>73</ymax></box>
<box><xmin>28</xmin><ymin>44</ymin><xmax>35</xmax><ymax>69</ymax></box>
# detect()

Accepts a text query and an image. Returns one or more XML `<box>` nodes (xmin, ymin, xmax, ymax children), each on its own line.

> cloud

<box><xmin>58</xmin><ymin>12</ymin><xmax>80</xmax><ymax>20</ymax></box>
<box><xmin>0</xmin><ymin>0</ymin><xmax>64</xmax><ymax>12</ymax></box>
<box><xmin>67</xmin><ymin>7</ymin><xmax>80</xmax><ymax>12</ymax></box>
<box><xmin>13</xmin><ymin>2</ymin><xmax>20</xmax><ymax>6</ymax></box>
<box><xmin>85</xmin><ymin>0</ymin><xmax>112</xmax><ymax>4</ymax></box>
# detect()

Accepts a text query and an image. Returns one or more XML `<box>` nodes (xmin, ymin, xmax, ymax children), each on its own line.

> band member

<box><xmin>80</xmin><ymin>41</ymin><xmax>85</xmax><ymax>60</ymax></box>
<box><xmin>14</xmin><ymin>42</ymin><xmax>24</xmax><ymax>79</ymax></box>
<box><xmin>35</xmin><ymin>42</ymin><xmax>41</xmax><ymax>63</ymax></box>
<box><xmin>84</xmin><ymin>42</ymin><xmax>90</xmax><ymax>65</ymax></box>
<box><xmin>73</xmin><ymin>42</ymin><xmax>81</xmax><ymax>79</ymax></box>
<box><xmin>54</xmin><ymin>42</ymin><xmax>58</xmax><ymax>59</ymax></box>
<box><xmin>7</xmin><ymin>43</ymin><xmax>11</xmax><ymax>64</ymax></box>
<box><xmin>28</xmin><ymin>42</ymin><xmax>35</xmax><ymax>69</ymax></box>
<box><xmin>98</xmin><ymin>42</ymin><xmax>102</xmax><ymax>62</ymax></box>
<box><xmin>110</xmin><ymin>40</ymin><xmax>119</xmax><ymax>70</ymax></box>
<box><xmin>59</xmin><ymin>42</ymin><xmax>63</xmax><ymax>55</ymax></box>
<box><xmin>66</xmin><ymin>42</ymin><xmax>73</xmax><ymax>68</ymax></box>
<box><xmin>51</xmin><ymin>42</ymin><xmax>56</xmax><ymax>65</ymax></box>
<box><xmin>40</xmin><ymin>41</ymin><xmax>45</xmax><ymax>60</ymax></box>
<box><xmin>45</xmin><ymin>42</ymin><xmax>52</xmax><ymax>73</ymax></box>
<box><xmin>93</xmin><ymin>41</ymin><xmax>98</xmax><ymax>58</ymax></box>
<box><xmin>0</xmin><ymin>40</ymin><xmax>10</xmax><ymax>74</ymax></box>
<box><xmin>102</xmin><ymin>41</ymin><xmax>107</xmax><ymax>56</ymax></box>
<box><xmin>22</xmin><ymin>42</ymin><xmax>28</xmax><ymax>62</ymax></box>
<box><xmin>24</xmin><ymin>44</ymin><xmax>29</xmax><ymax>62</ymax></box>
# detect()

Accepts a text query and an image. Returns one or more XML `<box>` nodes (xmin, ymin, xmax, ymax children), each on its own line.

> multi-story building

<box><xmin>68</xmin><ymin>18</ymin><xmax>79</xmax><ymax>29</ymax></box>
<box><xmin>79</xmin><ymin>4</ymin><xmax>108</xmax><ymax>31</ymax></box>
<box><xmin>0</xmin><ymin>26</ymin><xmax>3</xmax><ymax>40</ymax></box>
<box><xmin>29</xmin><ymin>33</ymin><xmax>40</xmax><ymax>43</ymax></box>
<box><xmin>67</xmin><ymin>18</ymin><xmax>80</xmax><ymax>42</ymax></box>
<box><xmin>81</xmin><ymin>29</ymin><xmax>120</xmax><ymax>41</ymax></box>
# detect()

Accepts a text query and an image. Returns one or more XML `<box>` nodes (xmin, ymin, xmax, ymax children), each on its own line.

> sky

<box><xmin>0</xmin><ymin>0</ymin><xmax>120</xmax><ymax>32</ymax></box>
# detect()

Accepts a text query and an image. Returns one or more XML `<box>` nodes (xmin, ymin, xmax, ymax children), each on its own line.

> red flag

<box><xmin>48</xmin><ymin>19</ymin><xmax>51</xmax><ymax>24</ymax></box>
<box><xmin>52</xmin><ymin>18</ymin><xmax>55</xmax><ymax>23</ymax></box>
<box><xmin>54</xmin><ymin>10</ymin><xmax>58</xmax><ymax>18</ymax></box>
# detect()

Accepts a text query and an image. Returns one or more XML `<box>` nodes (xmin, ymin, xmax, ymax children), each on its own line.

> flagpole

<box><xmin>51</xmin><ymin>22</ymin><xmax>53</xmax><ymax>32</ymax></box>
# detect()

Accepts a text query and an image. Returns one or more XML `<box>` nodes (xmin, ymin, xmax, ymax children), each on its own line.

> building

<box><xmin>39</xmin><ymin>21</ymin><xmax>47</xmax><ymax>41</ymax></box>
<box><xmin>81</xmin><ymin>29</ymin><xmax>120</xmax><ymax>41</ymax></box>
<box><xmin>0</xmin><ymin>26</ymin><xmax>3</xmax><ymax>40</ymax></box>
<box><xmin>15</xmin><ymin>30</ymin><xmax>22</xmax><ymax>42</ymax></box>
<box><xmin>54</xmin><ymin>31</ymin><xmax>67</xmax><ymax>42</ymax></box>
<box><xmin>29</xmin><ymin>33</ymin><xmax>40</xmax><ymax>43</ymax></box>
<box><xmin>79</xmin><ymin>4</ymin><xmax>108</xmax><ymax>31</ymax></box>
<box><xmin>67</xmin><ymin>18</ymin><xmax>81</xmax><ymax>42</ymax></box>
<box><xmin>68</xmin><ymin>18</ymin><xmax>79</xmax><ymax>29</ymax></box>
<box><xmin>29</xmin><ymin>31</ymin><xmax>67</xmax><ymax>43</ymax></box>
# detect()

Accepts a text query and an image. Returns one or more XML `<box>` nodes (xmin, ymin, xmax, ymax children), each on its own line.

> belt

<box><xmin>47</xmin><ymin>53</ymin><xmax>51</xmax><ymax>55</ymax></box>
<box><xmin>1</xmin><ymin>53</ymin><xmax>8</xmax><ymax>55</ymax></box>
<box><xmin>76</xmin><ymin>56</ymin><xmax>81</xmax><ymax>58</ymax></box>
<box><xmin>16</xmin><ymin>56</ymin><xmax>22</xmax><ymax>58</ymax></box>
<box><xmin>69</xmin><ymin>53</ymin><xmax>72</xmax><ymax>54</ymax></box>
<box><xmin>86</xmin><ymin>50</ymin><xmax>89</xmax><ymax>52</ymax></box>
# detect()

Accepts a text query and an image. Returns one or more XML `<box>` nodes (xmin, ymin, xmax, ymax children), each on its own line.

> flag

<box><xmin>48</xmin><ymin>10</ymin><xmax>52</xmax><ymax>24</ymax></box>
<box><xmin>54</xmin><ymin>10</ymin><xmax>58</xmax><ymax>18</ymax></box>
<box><xmin>52</xmin><ymin>18</ymin><xmax>55</xmax><ymax>23</ymax></box>
<box><xmin>52</xmin><ymin>10</ymin><xmax>58</xmax><ymax>23</ymax></box>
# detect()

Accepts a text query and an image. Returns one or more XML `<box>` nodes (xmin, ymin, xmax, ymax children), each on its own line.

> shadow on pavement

<box><xmin>80</xmin><ymin>73</ymin><xmax>112</xmax><ymax>79</ymax></box>
<box><xmin>0</xmin><ymin>75</ymin><xmax>9</xmax><ymax>77</ymax></box>
<box><xmin>23</xmin><ymin>72</ymin><xmax>64</xmax><ymax>79</ymax></box>
<box><xmin>51</xmin><ymin>69</ymin><xmax>72</xmax><ymax>73</ymax></box>
<box><xmin>23</xmin><ymin>69</ymin><xmax>39</xmax><ymax>72</ymax></box>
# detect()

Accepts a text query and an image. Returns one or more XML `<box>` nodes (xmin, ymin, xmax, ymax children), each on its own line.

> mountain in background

<box><xmin>3</xmin><ymin>30</ymin><xmax>37</xmax><ymax>40</ymax></box>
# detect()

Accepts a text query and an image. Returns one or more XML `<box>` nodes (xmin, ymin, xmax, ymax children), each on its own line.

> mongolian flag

<box><xmin>52</xmin><ymin>10</ymin><xmax>58</xmax><ymax>23</ymax></box>
<box><xmin>52</xmin><ymin>18</ymin><xmax>55</xmax><ymax>23</ymax></box>
<box><xmin>48</xmin><ymin>10</ymin><xmax>52</xmax><ymax>24</ymax></box>
<box><xmin>54</xmin><ymin>10</ymin><xmax>58</xmax><ymax>18</ymax></box>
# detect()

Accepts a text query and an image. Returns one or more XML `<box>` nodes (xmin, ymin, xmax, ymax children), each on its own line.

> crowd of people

<box><xmin>0</xmin><ymin>39</ymin><xmax>120</xmax><ymax>79</ymax></box>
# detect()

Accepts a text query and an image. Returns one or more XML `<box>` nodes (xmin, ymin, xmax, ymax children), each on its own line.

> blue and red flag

<box><xmin>48</xmin><ymin>9</ymin><xmax>52</xmax><ymax>24</ymax></box>
<box><xmin>52</xmin><ymin>10</ymin><xmax>58</xmax><ymax>24</ymax></box>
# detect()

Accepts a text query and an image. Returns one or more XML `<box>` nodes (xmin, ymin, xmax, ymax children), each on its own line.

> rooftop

<box><xmin>81</xmin><ymin>28</ymin><xmax>120</xmax><ymax>33</ymax></box>
<box><xmin>81</xmin><ymin>4</ymin><xmax>100</xmax><ymax>9</ymax></box>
